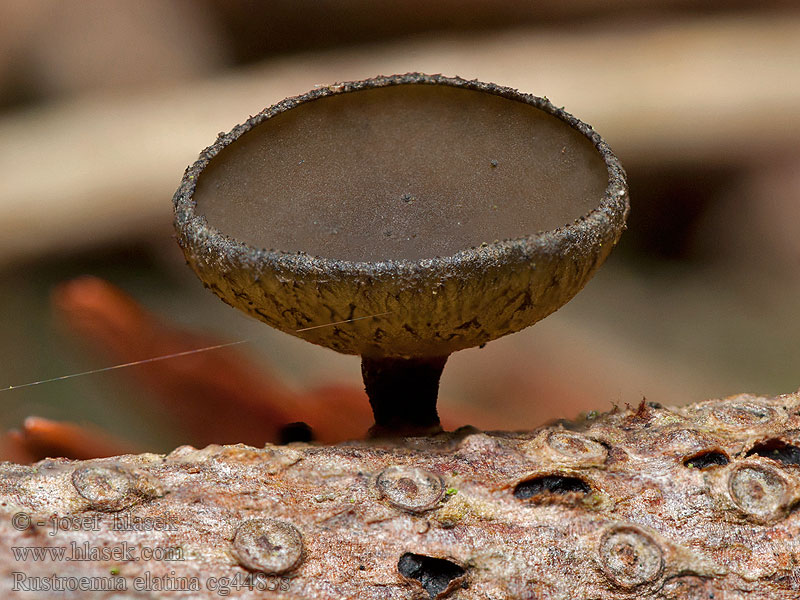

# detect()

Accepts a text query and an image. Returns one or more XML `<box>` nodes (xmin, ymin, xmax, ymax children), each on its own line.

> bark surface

<box><xmin>2</xmin><ymin>392</ymin><xmax>800</xmax><ymax>599</ymax></box>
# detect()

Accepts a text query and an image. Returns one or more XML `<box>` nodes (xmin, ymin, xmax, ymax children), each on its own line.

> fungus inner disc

<box><xmin>194</xmin><ymin>83</ymin><xmax>609</xmax><ymax>262</ymax></box>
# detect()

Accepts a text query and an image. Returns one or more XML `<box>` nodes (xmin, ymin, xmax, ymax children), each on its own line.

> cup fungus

<box><xmin>173</xmin><ymin>73</ymin><xmax>628</xmax><ymax>437</ymax></box>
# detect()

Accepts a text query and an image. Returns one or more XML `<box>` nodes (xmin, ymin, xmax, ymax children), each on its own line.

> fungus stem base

<box><xmin>361</xmin><ymin>355</ymin><xmax>448</xmax><ymax>437</ymax></box>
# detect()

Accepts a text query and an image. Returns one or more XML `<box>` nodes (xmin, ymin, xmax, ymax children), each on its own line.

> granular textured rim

<box><xmin>173</xmin><ymin>73</ymin><xmax>629</xmax><ymax>358</ymax></box>
<box><xmin>174</xmin><ymin>72</ymin><xmax>628</xmax><ymax>275</ymax></box>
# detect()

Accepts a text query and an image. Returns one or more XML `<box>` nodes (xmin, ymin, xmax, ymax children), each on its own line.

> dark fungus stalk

<box><xmin>173</xmin><ymin>73</ymin><xmax>629</xmax><ymax>437</ymax></box>
<box><xmin>361</xmin><ymin>355</ymin><xmax>448</xmax><ymax>437</ymax></box>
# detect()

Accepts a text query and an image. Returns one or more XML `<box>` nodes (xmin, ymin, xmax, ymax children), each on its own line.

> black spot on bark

<box><xmin>514</xmin><ymin>475</ymin><xmax>590</xmax><ymax>499</ymax></box>
<box><xmin>747</xmin><ymin>440</ymin><xmax>800</xmax><ymax>466</ymax></box>
<box><xmin>398</xmin><ymin>553</ymin><xmax>466</xmax><ymax>599</ymax></box>
<box><xmin>683</xmin><ymin>451</ymin><xmax>729</xmax><ymax>469</ymax></box>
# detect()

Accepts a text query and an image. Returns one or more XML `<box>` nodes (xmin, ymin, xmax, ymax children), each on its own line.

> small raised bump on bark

<box><xmin>544</xmin><ymin>431</ymin><xmax>608</xmax><ymax>466</ymax></box>
<box><xmin>232</xmin><ymin>518</ymin><xmax>304</xmax><ymax>574</ymax></box>
<box><xmin>653</xmin><ymin>428</ymin><xmax>721</xmax><ymax>460</ymax></box>
<box><xmin>598</xmin><ymin>525</ymin><xmax>664</xmax><ymax>589</ymax></box>
<box><xmin>71</xmin><ymin>465</ymin><xmax>137</xmax><ymax>511</ymax></box>
<box><xmin>376</xmin><ymin>465</ymin><xmax>445</xmax><ymax>512</ymax></box>
<box><xmin>456</xmin><ymin>432</ymin><xmax>504</xmax><ymax>457</ymax></box>
<box><xmin>728</xmin><ymin>463</ymin><xmax>790</xmax><ymax>522</ymax></box>
<box><xmin>710</xmin><ymin>399</ymin><xmax>776</xmax><ymax>430</ymax></box>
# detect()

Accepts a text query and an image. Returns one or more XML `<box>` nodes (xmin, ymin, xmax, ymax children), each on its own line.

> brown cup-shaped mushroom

<box><xmin>173</xmin><ymin>73</ymin><xmax>628</xmax><ymax>437</ymax></box>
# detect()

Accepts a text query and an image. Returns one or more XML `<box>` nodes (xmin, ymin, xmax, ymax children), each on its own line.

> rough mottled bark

<box><xmin>2</xmin><ymin>392</ymin><xmax>800</xmax><ymax>599</ymax></box>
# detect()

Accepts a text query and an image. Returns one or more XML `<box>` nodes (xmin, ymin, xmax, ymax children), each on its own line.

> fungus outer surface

<box><xmin>174</xmin><ymin>74</ymin><xmax>629</xmax><ymax>359</ymax></box>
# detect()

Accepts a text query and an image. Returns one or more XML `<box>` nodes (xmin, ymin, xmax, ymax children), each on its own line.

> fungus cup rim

<box><xmin>173</xmin><ymin>72</ymin><xmax>629</xmax><ymax>279</ymax></box>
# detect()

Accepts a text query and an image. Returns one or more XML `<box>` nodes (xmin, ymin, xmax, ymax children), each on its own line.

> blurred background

<box><xmin>0</xmin><ymin>0</ymin><xmax>798</xmax><ymax>457</ymax></box>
